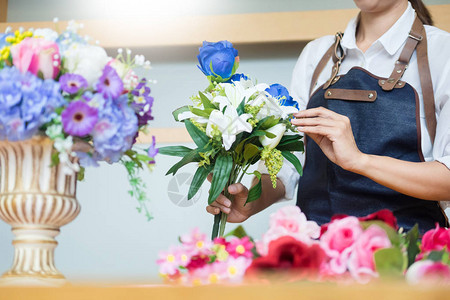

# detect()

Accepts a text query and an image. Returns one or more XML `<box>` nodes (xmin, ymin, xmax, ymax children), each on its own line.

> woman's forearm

<box><xmin>351</xmin><ymin>155</ymin><xmax>450</xmax><ymax>201</ymax></box>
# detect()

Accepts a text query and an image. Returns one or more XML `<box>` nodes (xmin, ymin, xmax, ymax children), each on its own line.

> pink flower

<box><xmin>406</xmin><ymin>260</ymin><xmax>450</xmax><ymax>285</ymax></box>
<box><xmin>256</xmin><ymin>206</ymin><xmax>320</xmax><ymax>256</ymax></box>
<box><xmin>347</xmin><ymin>225</ymin><xmax>391</xmax><ymax>283</ymax></box>
<box><xmin>156</xmin><ymin>246</ymin><xmax>184</xmax><ymax>276</ymax></box>
<box><xmin>421</xmin><ymin>224</ymin><xmax>450</xmax><ymax>253</ymax></box>
<box><xmin>226</xmin><ymin>236</ymin><xmax>254</xmax><ymax>258</ymax></box>
<box><xmin>320</xmin><ymin>217</ymin><xmax>363</xmax><ymax>275</ymax></box>
<box><xmin>180</xmin><ymin>228</ymin><xmax>213</xmax><ymax>255</ymax></box>
<box><xmin>11</xmin><ymin>37</ymin><xmax>60</xmax><ymax>79</ymax></box>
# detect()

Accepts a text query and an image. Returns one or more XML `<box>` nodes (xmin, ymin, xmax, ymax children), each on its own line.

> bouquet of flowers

<box><xmin>157</xmin><ymin>227</ymin><xmax>255</xmax><ymax>285</ymax></box>
<box><xmin>158</xmin><ymin>206</ymin><xmax>450</xmax><ymax>285</ymax></box>
<box><xmin>0</xmin><ymin>22</ymin><xmax>157</xmax><ymax>219</ymax></box>
<box><xmin>159</xmin><ymin>40</ymin><xmax>304</xmax><ymax>238</ymax></box>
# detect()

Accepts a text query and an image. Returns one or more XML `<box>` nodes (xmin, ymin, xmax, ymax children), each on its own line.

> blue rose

<box><xmin>226</xmin><ymin>73</ymin><xmax>248</xmax><ymax>83</ymax></box>
<box><xmin>265</xmin><ymin>84</ymin><xmax>299</xmax><ymax>109</ymax></box>
<box><xmin>197</xmin><ymin>40</ymin><xmax>238</xmax><ymax>80</ymax></box>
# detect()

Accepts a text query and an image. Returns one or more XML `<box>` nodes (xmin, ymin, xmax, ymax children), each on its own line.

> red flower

<box><xmin>421</xmin><ymin>224</ymin><xmax>450</xmax><ymax>253</ymax></box>
<box><xmin>246</xmin><ymin>236</ymin><xmax>325</xmax><ymax>281</ymax></box>
<box><xmin>186</xmin><ymin>255</ymin><xmax>210</xmax><ymax>271</ymax></box>
<box><xmin>320</xmin><ymin>209</ymin><xmax>398</xmax><ymax>235</ymax></box>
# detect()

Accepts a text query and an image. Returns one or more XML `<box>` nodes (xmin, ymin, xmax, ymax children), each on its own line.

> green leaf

<box><xmin>77</xmin><ymin>166</ymin><xmax>85</xmax><ymax>181</ymax></box>
<box><xmin>172</xmin><ymin>106</ymin><xmax>190</xmax><ymax>122</ymax></box>
<box><xmin>264</xmin><ymin>131</ymin><xmax>277</xmax><ymax>139</ymax></box>
<box><xmin>185</xmin><ymin>119</ymin><xmax>209</xmax><ymax>148</ymax></box>
<box><xmin>188</xmin><ymin>165</ymin><xmax>213</xmax><ymax>200</ymax></box>
<box><xmin>281</xmin><ymin>151</ymin><xmax>303</xmax><ymax>176</ymax></box>
<box><xmin>277</xmin><ymin>140</ymin><xmax>304</xmax><ymax>152</ymax></box>
<box><xmin>246</xmin><ymin>171</ymin><xmax>262</xmax><ymax>204</ymax></box>
<box><xmin>428</xmin><ymin>250</ymin><xmax>446</xmax><ymax>262</ymax></box>
<box><xmin>199</xmin><ymin>92</ymin><xmax>217</xmax><ymax>109</ymax></box>
<box><xmin>374</xmin><ymin>247</ymin><xmax>405</xmax><ymax>277</ymax></box>
<box><xmin>225</xmin><ymin>225</ymin><xmax>248</xmax><ymax>239</ymax></box>
<box><xmin>243</xmin><ymin>144</ymin><xmax>260</xmax><ymax>161</ymax></box>
<box><xmin>166</xmin><ymin>149</ymin><xmax>201</xmax><ymax>176</ymax></box>
<box><xmin>236</xmin><ymin>98</ymin><xmax>246</xmax><ymax>115</ymax></box>
<box><xmin>257</xmin><ymin>116</ymin><xmax>280</xmax><ymax>131</ymax></box>
<box><xmin>189</xmin><ymin>106</ymin><xmax>215</xmax><ymax>118</ymax></box>
<box><xmin>158</xmin><ymin>145</ymin><xmax>193</xmax><ymax>157</ymax></box>
<box><xmin>208</xmin><ymin>154</ymin><xmax>233</xmax><ymax>205</ymax></box>
<box><xmin>405</xmin><ymin>224</ymin><xmax>420</xmax><ymax>268</ymax></box>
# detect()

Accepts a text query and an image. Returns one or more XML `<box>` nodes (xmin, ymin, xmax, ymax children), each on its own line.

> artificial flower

<box><xmin>96</xmin><ymin>65</ymin><xmax>124</xmax><ymax>99</ymax></box>
<box><xmin>259</xmin><ymin>123</ymin><xmax>286</xmax><ymax>150</ymax></box>
<box><xmin>406</xmin><ymin>260</ymin><xmax>450</xmax><ymax>285</ymax></box>
<box><xmin>11</xmin><ymin>37</ymin><xmax>60</xmax><ymax>79</ymax></box>
<box><xmin>197</xmin><ymin>40</ymin><xmax>238</xmax><ymax>80</ymax></box>
<box><xmin>59</xmin><ymin>73</ymin><xmax>88</xmax><ymax>94</ymax></box>
<box><xmin>61</xmin><ymin>101</ymin><xmax>98</xmax><ymax>137</ymax></box>
<box><xmin>205</xmin><ymin>106</ymin><xmax>252</xmax><ymax>150</ymax></box>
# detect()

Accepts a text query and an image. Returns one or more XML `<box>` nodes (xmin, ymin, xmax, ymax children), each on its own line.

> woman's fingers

<box><xmin>291</xmin><ymin>116</ymin><xmax>336</xmax><ymax>127</ymax></box>
<box><xmin>293</xmin><ymin>107</ymin><xmax>340</xmax><ymax>120</ymax></box>
<box><xmin>206</xmin><ymin>205</ymin><xmax>220</xmax><ymax>215</ymax></box>
<box><xmin>228</xmin><ymin>183</ymin><xmax>248</xmax><ymax>196</ymax></box>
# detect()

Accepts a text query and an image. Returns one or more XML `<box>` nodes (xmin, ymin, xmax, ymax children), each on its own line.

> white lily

<box><xmin>248</xmin><ymin>93</ymin><xmax>298</xmax><ymax>120</ymax></box>
<box><xmin>259</xmin><ymin>123</ymin><xmax>286</xmax><ymax>149</ymax></box>
<box><xmin>177</xmin><ymin>110</ymin><xmax>209</xmax><ymax>124</ymax></box>
<box><xmin>213</xmin><ymin>81</ymin><xmax>269</xmax><ymax>111</ymax></box>
<box><xmin>206</xmin><ymin>106</ymin><xmax>252</xmax><ymax>150</ymax></box>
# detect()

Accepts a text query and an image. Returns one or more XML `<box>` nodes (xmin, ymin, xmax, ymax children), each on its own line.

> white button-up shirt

<box><xmin>263</xmin><ymin>2</ymin><xmax>450</xmax><ymax>204</ymax></box>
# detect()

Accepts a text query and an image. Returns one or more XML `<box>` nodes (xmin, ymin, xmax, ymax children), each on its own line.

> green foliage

<box><xmin>225</xmin><ymin>225</ymin><xmax>249</xmax><ymax>239</ymax></box>
<box><xmin>166</xmin><ymin>148</ymin><xmax>201</xmax><ymax>176</ymax></box>
<box><xmin>405</xmin><ymin>224</ymin><xmax>420</xmax><ymax>268</ymax></box>
<box><xmin>360</xmin><ymin>221</ymin><xmax>401</xmax><ymax>246</ymax></box>
<box><xmin>122</xmin><ymin>157</ymin><xmax>153</xmax><ymax>221</ymax></box>
<box><xmin>77</xmin><ymin>166</ymin><xmax>85</xmax><ymax>181</ymax></box>
<box><xmin>208</xmin><ymin>154</ymin><xmax>233</xmax><ymax>205</ymax></box>
<box><xmin>374</xmin><ymin>247</ymin><xmax>406</xmax><ymax>277</ymax></box>
<box><xmin>276</xmin><ymin>134</ymin><xmax>304</xmax><ymax>152</ymax></box>
<box><xmin>185</xmin><ymin>119</ymin><xmax>209</xmax><ymax>148</ymax></box>
<box><xmin>198</xmin><ymin>92</ymin><xmax>217</xmax><ymax>109</ymax></box>
<box><xmin>158</xmin><ymin>146</ymin><xmax>193</xmax><ymax>157</ymax></box>
<box><xmin>172</xmin><ymin>106</ymin><xmax>190</xmax><ymax>122</ymax></box>
<box><xmin>243</xmin><ymin>144</ymin><xmax>260</xmax><ymax>161</ymax></box>
<box><xmin>246</xmin><ymin>171</ymin><xmax>262</xmax><ymax>204</ymax></box>
<box><xmin>188</xmin><ymin>165</ymin><xmax>213</xmax><ymax>200</ymax></box>
<box><xmin>281</xmin><ymin>151</ymin><xmax>303</xmax><ymax>176</ymax></box>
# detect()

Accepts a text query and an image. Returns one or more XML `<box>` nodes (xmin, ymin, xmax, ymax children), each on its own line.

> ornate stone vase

<box><xmin>0</xmin><ymin>136</ymin><xmax>80</xmax><ymax>286</ymax></box>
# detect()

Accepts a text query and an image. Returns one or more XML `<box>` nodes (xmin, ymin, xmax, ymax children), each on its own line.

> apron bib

<box><xmin>296</xmin><ymin>17</ymin><xmax>447</xmax><ymax>232</ymax></box>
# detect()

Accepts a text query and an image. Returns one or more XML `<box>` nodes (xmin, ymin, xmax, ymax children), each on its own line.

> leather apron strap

<box><xmin>308</xmin><ymin>16</ymin><xmax>437</xmax><ymax>143</ymax></box>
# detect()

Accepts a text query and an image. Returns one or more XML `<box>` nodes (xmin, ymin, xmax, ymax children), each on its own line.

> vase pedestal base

<box><xmin>0</xmin><ymin>276</ymin><xmax>68</xmax><ymax>287</ymax></box>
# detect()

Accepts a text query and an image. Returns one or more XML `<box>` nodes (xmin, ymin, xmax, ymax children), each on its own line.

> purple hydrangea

<box><xmin>91</xmin><ymin>94</ymin><xmax>138</xmax><ymax>163</ymax></box>
<box><xmin>147</xmin><ymin>135</ymin><xmax>158</xmax><ymax>165</ymax></box>
<box><xmin>96</xmin><ymin>65</ymin><xmax>123</xmax><ymax>99</ymax></box>
<box><xmin>0</xmin><ymin>67</ymin><xmax>65</xmax><ymax>141</ymax></box>
<box><xmin>131</xmin><ymin>79</ymin><xmax>154</xmax><ymax>126</ymax></box>
<box><xmin>60</xmin><ymin>73</ymin><xmax>88</xmax><ymax>94</ymax></box>
<box><xmin>61</xmin><ymin>101</ymin><xmax>99</xmax><ymax>137</ymax></box>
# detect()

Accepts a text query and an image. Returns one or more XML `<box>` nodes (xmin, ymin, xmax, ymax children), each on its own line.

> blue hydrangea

<box><xmin>0</xmin><ymin>67</ymin><xmax>65</xmax><ymax>141</ymax></box>
<box><xmin>91</xmin><ymin>94</ymin><xmax>138</xmax><ymax>163</ymax></box>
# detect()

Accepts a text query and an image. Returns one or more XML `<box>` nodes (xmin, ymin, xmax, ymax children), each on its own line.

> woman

<box><xmin>206</xmin><ymin>0</ymin><xmax>450</xmax><ymax>232</ymax></box>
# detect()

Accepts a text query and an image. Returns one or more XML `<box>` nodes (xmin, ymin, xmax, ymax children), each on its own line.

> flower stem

<box><xmin>219</xmin><ymin>211</ymin><xmax>228</xmax><ymax>237</ymax></box>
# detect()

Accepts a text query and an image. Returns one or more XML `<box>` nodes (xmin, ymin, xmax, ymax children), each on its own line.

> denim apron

<box><xmin>296</xmin><ymin>17</ymin><xmax>447</xmax><ymax>232</ymax></box>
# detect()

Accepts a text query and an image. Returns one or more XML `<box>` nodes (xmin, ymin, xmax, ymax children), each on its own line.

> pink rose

<box><xmin>11</xmin><ymin>37</ymin><xmax>60</xmax><ymax>79</ymax></box>
<box><xmin>406</xmin><ymin>260</ymin><xmax>450</xmax><ymax>285</ymax></box>
<box><xmin>421</xmin><ymin>224</ymin><xmax>450</xmax><ymax>253</ymax></box>
<box><xmin>347</xmin><ymin>225</ymin><xmax>391</xmax><ymax>283</ymax></box>
<box><xmin>257</xmin><ymin>206</ymin><xmax>320</xmax><ymax>256</ymax></box>
<box><xmin>320</xmin><ymin>217</ymin><xmax>363</xmax><ymax>274</ymax></box>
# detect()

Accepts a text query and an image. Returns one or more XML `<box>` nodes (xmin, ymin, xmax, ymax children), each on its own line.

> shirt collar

<box><xmin>340</xmin><ymin>1</ymin><xmax>416</xmax><ymax>55</ymax></box>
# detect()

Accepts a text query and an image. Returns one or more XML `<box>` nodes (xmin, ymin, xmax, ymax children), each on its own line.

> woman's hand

<box><xmin>291</xmin><ymin>106</ymin><xmax>367</xmax><ymax>172</ymax></box>
<box><xmin>205</xmin><ymin>175</ymin><xmax>254</xmax><ymax>223</ymax></box>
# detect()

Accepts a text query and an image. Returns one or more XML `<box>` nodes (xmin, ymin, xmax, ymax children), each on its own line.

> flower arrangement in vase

<box><xmin>0</xmin><ymin>21</ymin><xmax>157</xmax><ymax>285</ymax></box>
